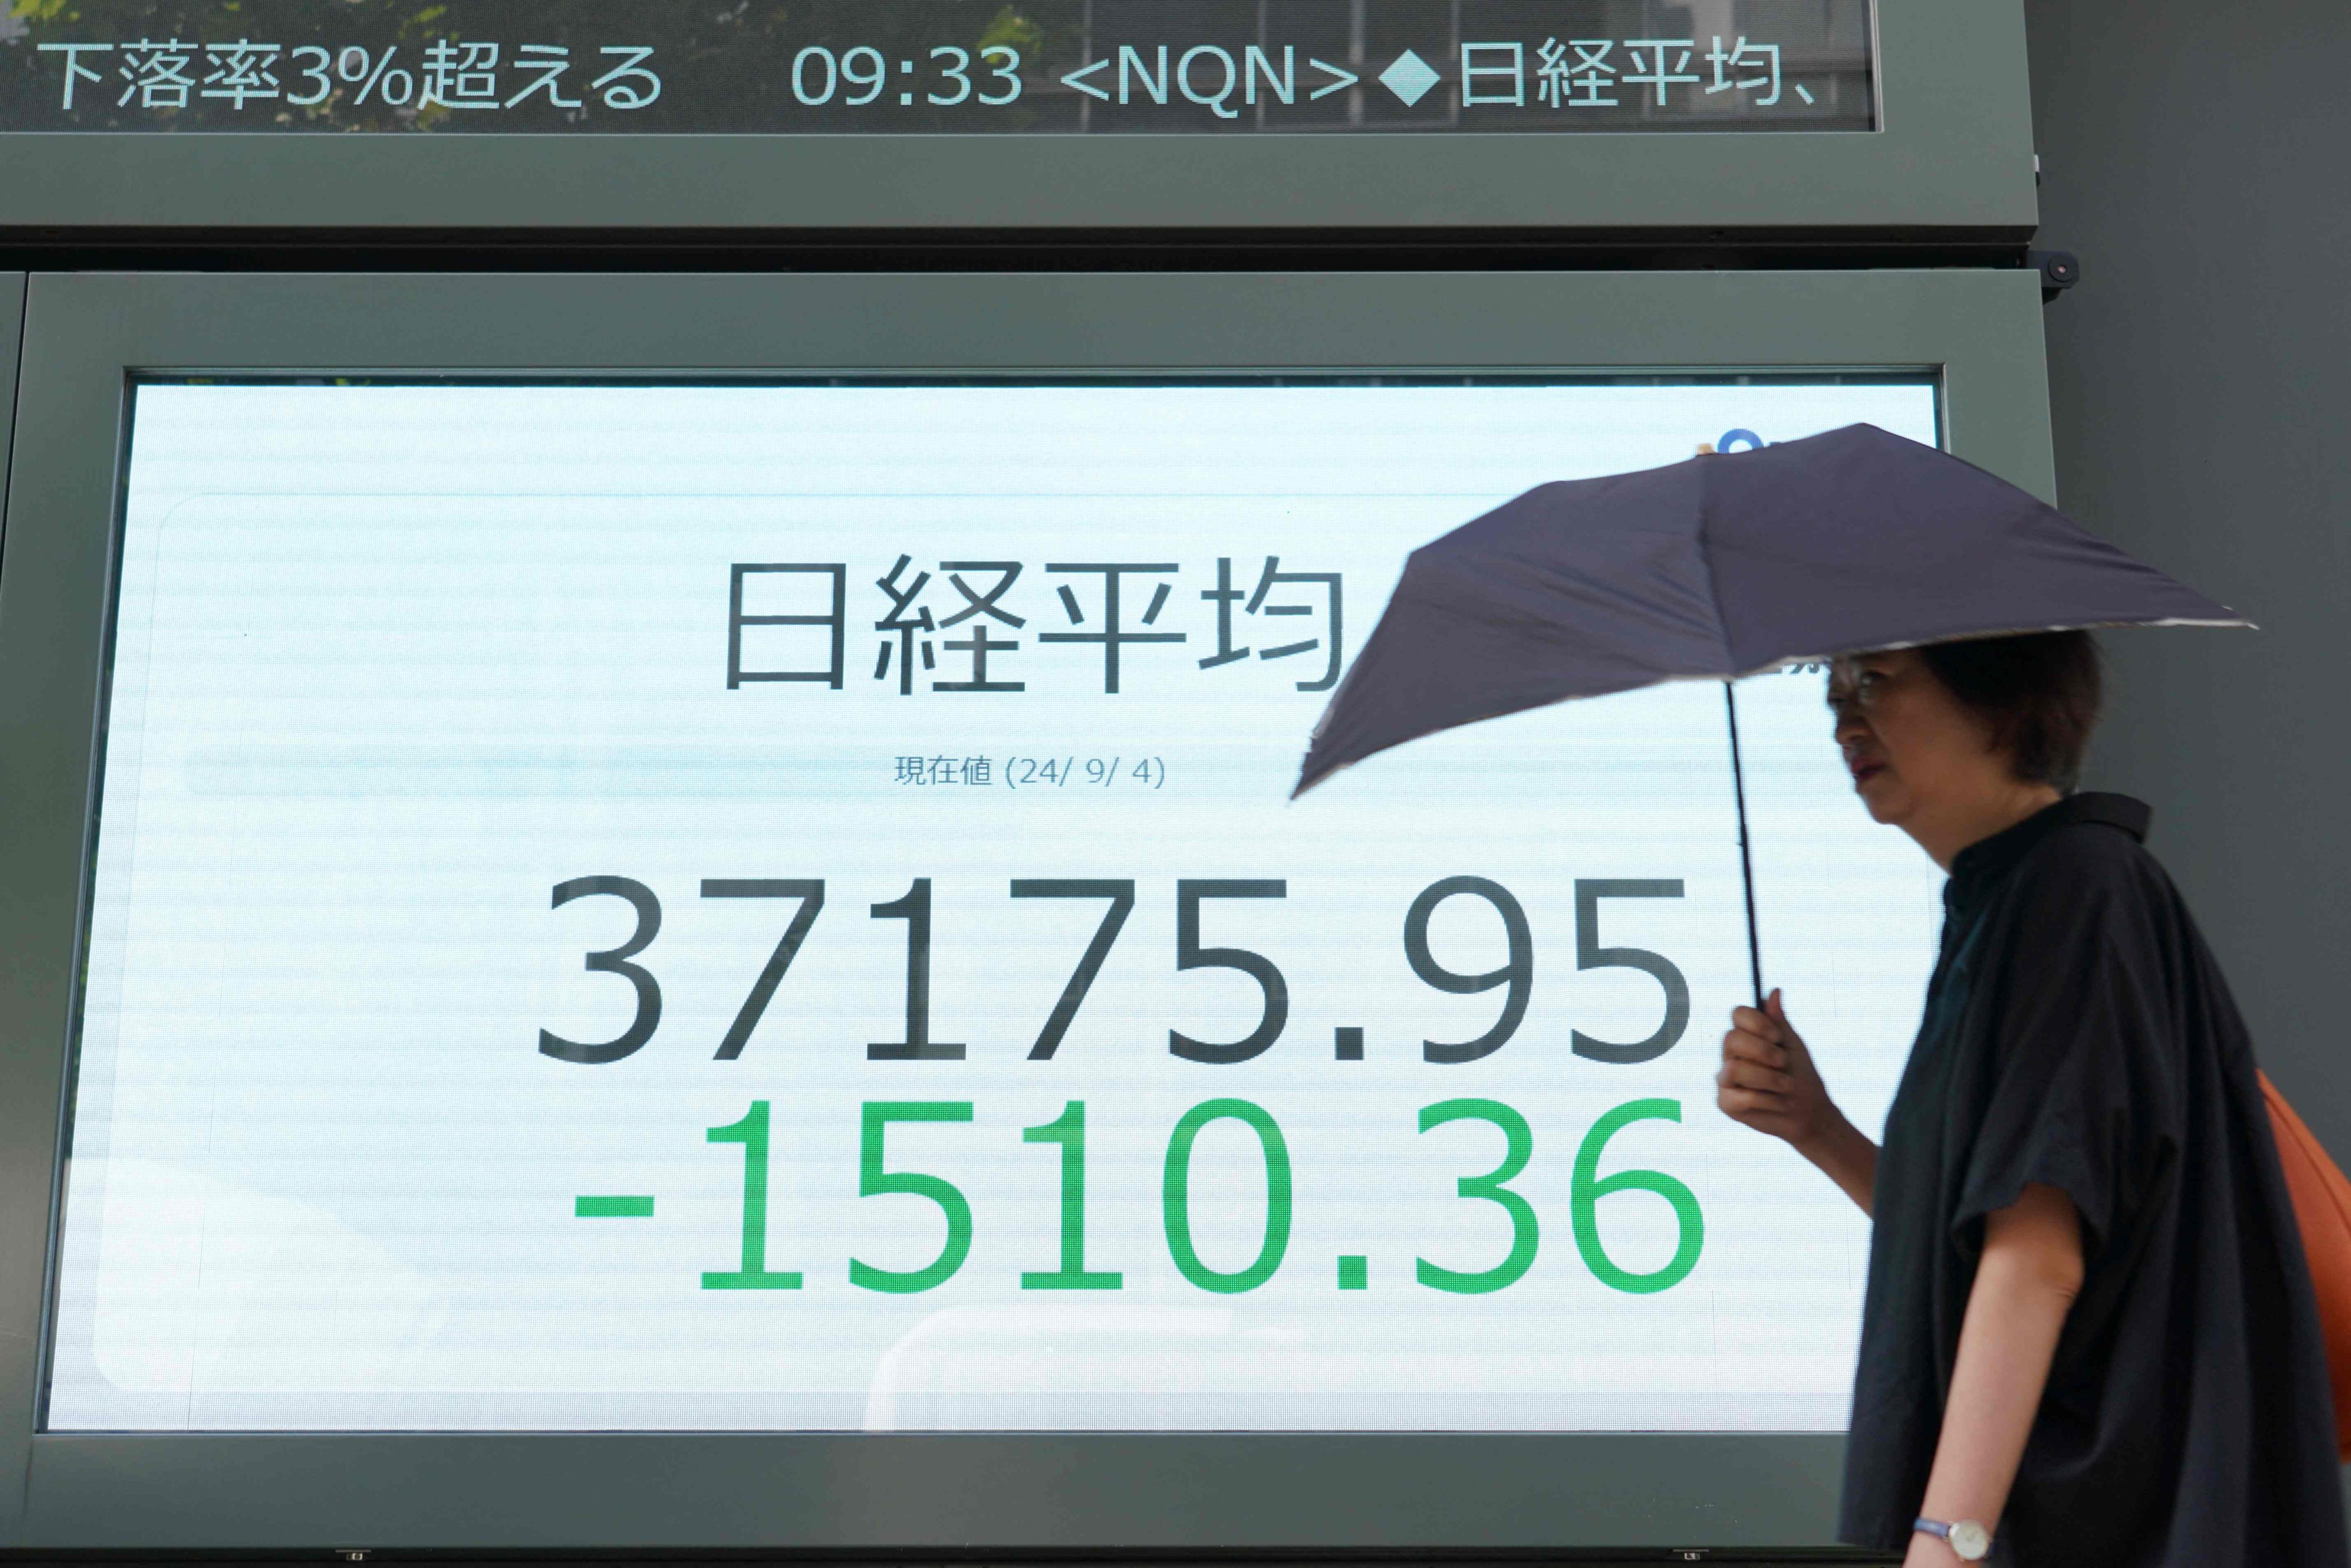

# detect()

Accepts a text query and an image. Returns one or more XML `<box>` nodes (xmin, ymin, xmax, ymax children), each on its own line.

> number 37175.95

<box><xmin>539</xmin><ymin>875</ymin><xmax>1692</xmax><ymax>1068</ymax></box>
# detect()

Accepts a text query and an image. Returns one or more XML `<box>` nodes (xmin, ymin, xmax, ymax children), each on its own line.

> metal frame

<box><xmin>0</xmin><ymin>1</ymin><xmax>2032</xmax><ymax>236</ymax></box>
<box><xmin>0</xmin><ymin>267</ymin><xmax>2051</xmax><ymax>1552</ymax></box>
<box><xmin>0</xmin><ymin>275</ymin><xmax>17</xmax><ymax>528</ymax></box>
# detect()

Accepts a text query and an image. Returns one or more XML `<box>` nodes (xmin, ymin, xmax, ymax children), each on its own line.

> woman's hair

<box><xmin>1919</xmin><ymin>630</ymin><xmax>2104</xmax><ymax>791</ymax></box>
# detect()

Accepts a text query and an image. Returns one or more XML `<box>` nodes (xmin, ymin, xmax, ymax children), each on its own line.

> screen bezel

<box><xmin>0</xmin><ymin>1</ymin><xmax>2037</xmax><ymax>237</ymax></box>
<box><xmin>0</xmin><ymin>267</ymin><xmax>2054</xmax><ymax>1551</ymax></box>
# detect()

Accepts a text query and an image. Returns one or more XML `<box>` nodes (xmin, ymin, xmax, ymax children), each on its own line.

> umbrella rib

<box><xmin>1687</xmin><ymin>457</ymin><xmax>1740</xmax><ymax>678</ymax></box>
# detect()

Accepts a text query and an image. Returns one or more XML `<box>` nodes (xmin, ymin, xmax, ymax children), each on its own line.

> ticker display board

<box><xmin>48</xmin><ymin>378</ymin><xmax>1942</xmax><ymax>1433</ymax></box>
<box><xmin>1</xmin><ymin>0</ymin><xmax>1876</xmax><ymax>135</ymax></box>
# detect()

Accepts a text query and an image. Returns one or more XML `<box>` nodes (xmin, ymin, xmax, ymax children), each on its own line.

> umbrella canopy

<box><xmin>1293</xmin><ymin>422</ymin><xmax>2248</xmax><ymax>797</ymax></box>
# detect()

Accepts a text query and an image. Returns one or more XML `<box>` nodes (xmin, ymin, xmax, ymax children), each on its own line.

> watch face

<box><xmin>1950</xmin><ymin>1520</ymin><xmax>1992</xmax><ymax>1559</ymax></box>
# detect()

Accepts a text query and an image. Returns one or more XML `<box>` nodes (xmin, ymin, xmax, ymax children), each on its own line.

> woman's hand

<box><xmin>1716</xmin><ymin>988</ymin><xmax>1835</xmax><ymax>1144</ymax></box>
<box><xmin>1717</xmin><ymin>989</ymin><xmax>1879</xmax><ymax>1214</ymax></box>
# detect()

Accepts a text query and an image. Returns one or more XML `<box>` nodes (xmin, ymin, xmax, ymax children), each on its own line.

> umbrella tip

<box><xmin>1292</xmin><ymin>758</ymin><xmax>1337</xmax><ymax>799</ymax></box>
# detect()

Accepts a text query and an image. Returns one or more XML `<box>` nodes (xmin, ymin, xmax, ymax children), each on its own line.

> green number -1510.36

<box><xmin>694</xmin><ymin>1097</ymin><xmax>1703</xmax><ymax>1297</ymax></box>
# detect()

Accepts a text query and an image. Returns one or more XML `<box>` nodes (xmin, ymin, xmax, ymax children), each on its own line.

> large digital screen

<box><xmin>49</xmin><ymin>378</ymin><xmax>1942</xmax><ymax>1433</ymax></box>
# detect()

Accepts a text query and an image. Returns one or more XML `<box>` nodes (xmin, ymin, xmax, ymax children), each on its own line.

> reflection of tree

<box><xmin>979</xmin><ymin>5</ymin><xmax>1047</xmax><ymax>57</ymax></box>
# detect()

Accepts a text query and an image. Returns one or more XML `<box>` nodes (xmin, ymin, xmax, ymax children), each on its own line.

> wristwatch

<box><xmin>1914</xmin><ymin>1517</ymin><xmax>1993</xmax><ymax>1561</ymax></box>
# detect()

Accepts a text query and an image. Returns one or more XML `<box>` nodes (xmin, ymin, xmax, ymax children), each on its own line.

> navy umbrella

<box><xmin>1292</xmin><ymin>423</ymin><xmax>2248</xmax><ymax>999</ymax></box>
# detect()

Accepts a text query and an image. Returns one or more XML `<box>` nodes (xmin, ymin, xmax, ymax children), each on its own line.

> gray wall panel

<box><xmin>2027</xmin><ymin>3</ymin><xmax>2351</xmax><ymax>1142</ymax></box>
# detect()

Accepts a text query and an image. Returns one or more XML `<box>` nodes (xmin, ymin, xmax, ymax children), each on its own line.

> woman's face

<box><xmin>1828</xmin><ymin>649</ymin><xmax>2011</xmax><ymax>828</ymax></box>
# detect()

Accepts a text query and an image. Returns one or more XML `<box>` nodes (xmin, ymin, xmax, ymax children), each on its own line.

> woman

<box><xmin>1717</xmin><ymin>632</ymin><xmax>2345</xmax><ymax>1567</ymax></box>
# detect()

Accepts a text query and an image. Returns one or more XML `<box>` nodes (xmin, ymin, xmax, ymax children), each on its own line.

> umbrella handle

<box><xmin>1723</xmin><ymin>681</ymin><xmax>1766</xmax><ymax>1008</ymax></box>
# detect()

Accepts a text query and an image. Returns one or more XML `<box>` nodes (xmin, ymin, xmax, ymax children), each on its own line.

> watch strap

<box><xmin>1914</xmin><ymin>1516</ymin><xmax>1992</xmax><ymax>1560</ymax></box>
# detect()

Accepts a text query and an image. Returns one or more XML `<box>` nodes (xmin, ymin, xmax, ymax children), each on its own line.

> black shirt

<box><xmin>1839</xmin><ymin>794</ymin><xmax>2348</xmax><ymax>1567</ymax></box>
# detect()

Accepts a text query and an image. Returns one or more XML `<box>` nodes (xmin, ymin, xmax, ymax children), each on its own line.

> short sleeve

<box><xmin>1953</xmin><ymin>835</ymin><xmax>2176</xmax><ymax>1255</ymax></box>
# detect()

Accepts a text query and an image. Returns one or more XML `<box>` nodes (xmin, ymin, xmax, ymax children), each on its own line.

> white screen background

<box><xmin>50</xmin><ymin>381</ymin><xmax>1943</xmax><ymax>1432</ymax></box>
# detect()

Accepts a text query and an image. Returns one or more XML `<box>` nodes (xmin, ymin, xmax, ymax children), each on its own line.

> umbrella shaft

<box><xmin>1724</xmin><ymin>681</ymin><xmax>1766</xmax><ymax>1007</ymax></box>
